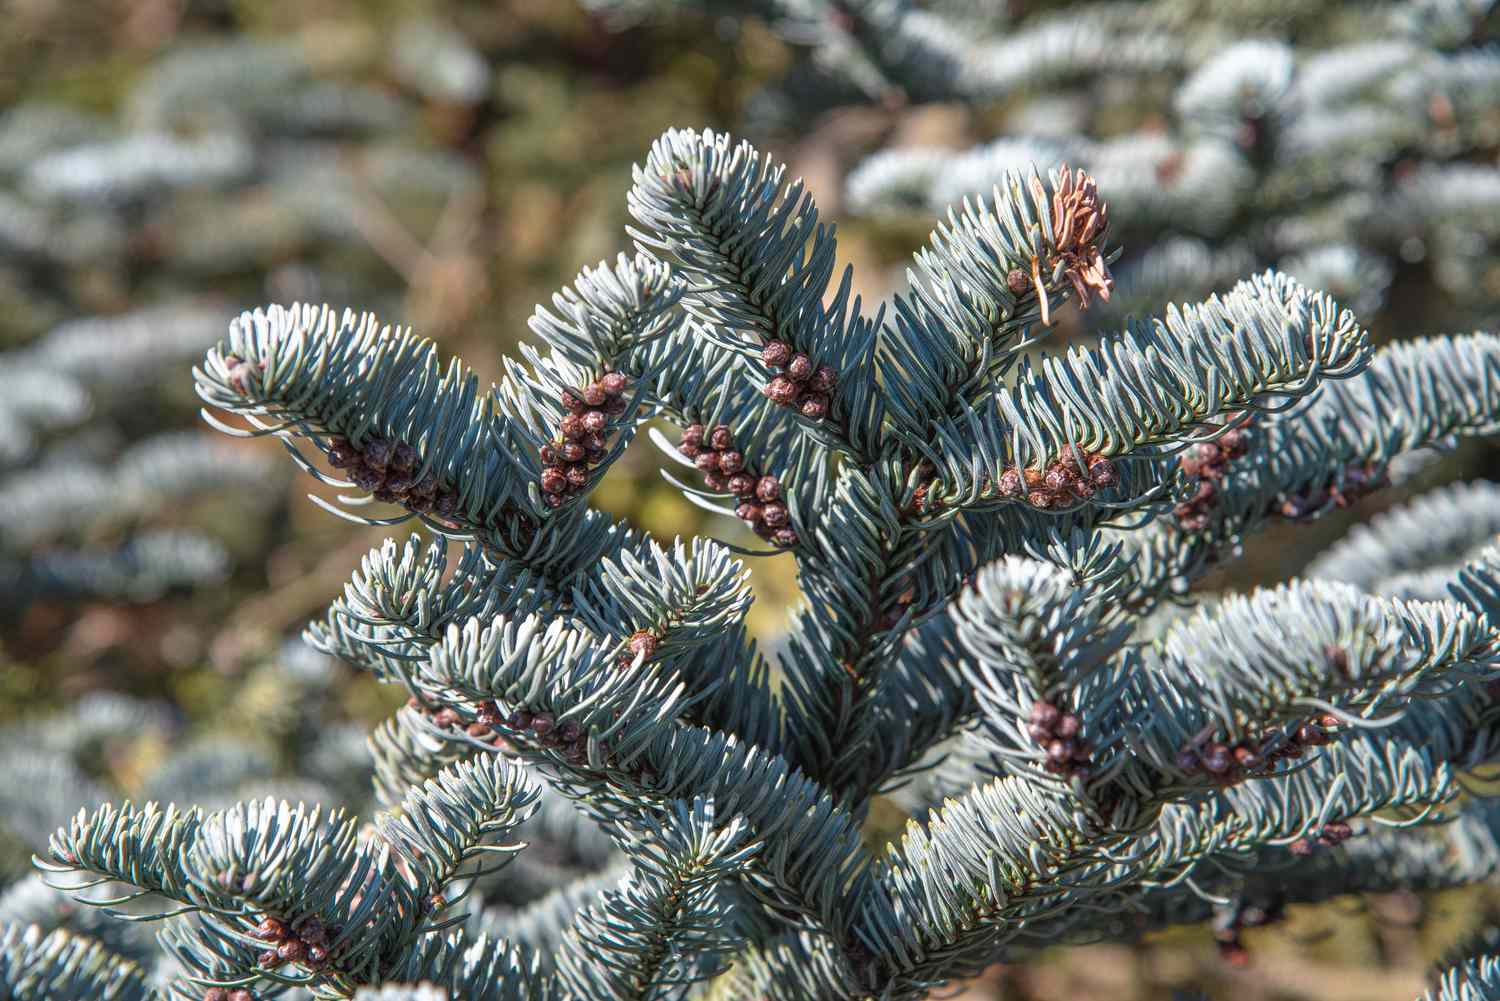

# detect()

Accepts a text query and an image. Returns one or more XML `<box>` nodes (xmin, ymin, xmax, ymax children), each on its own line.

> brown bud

<box><xmin>755</xmin><ymin>476</ymin><xmax>781</xmax><ymax>502</ymax></box>
<box><xmin>228</xmin><ymin>991</ymin><xmax>254</xmax><ymax>1001</ymax></box>
<box><xmin>811</xmin><ymin>366</ymin><xmax>837</xmax><ymax>394</ymax></box>
<box><xmin>541</xmin><ymin>467</ymin><xmax>568</xmax><ymax>495</ymax></box>
<box><xmin>433</xmin><ymin>708</ymin><xmax>461</xmax><ymax>728</ymax></box>
<box><xmin>728</xmin><ymin>473</ymin><xmax>757</xmax><ymax>496</ymax></box>
<box><xmin>605</xmin><ymin>395</ymin><xmax>629</xmax><ymax>416</ymax></box>
<box><xmin>559</xmin><ymin>413</ymin><xmax>584</xmax><ymax>440</ymax></box>
<box><xmin>998</xmin><ymin>468</ymin><xmax>1024</xmax><ymax>497</ymax></box>
<box><xmin>363</xmin><ymin>438</ymin><xmax>393</xmax><ymax>470</ymax></box>
<box><xmin>682</xmin><ymin>424</ymin><xmax>705</xmax><ymax>448</ymax></box>
<box><xmin>762</xmin><ymin>340</ymin><xmax>792</xmax><ymax>367</ymax></box>
<box><xmin>703</xmin><ymin>471</ymin><xmax>728</xmax><ymax>492</ymax></box>
<box><xmin>326</xmin><ymin>439</ymin><xmax>358</xmax><ymax>469</ymax></box>
<box><xmin>583</xmin><ymin>383</ymin><xmax>608</xmax><ymax>407</ymax></box>
<box><xmin>709</xmin><ymin>425</ymin><xmax>734</xmax><ymax>451</ymax></box>
<box><xmin>305</xmin><ymin>944</ymin><xmax>327</xmax><ymax>965</ymax></box>
<box><xmin>543</xmin><ymin>492</ymin><xmax>564</xmax><ymax>509</ymax></box>
<box><xmin>508</xmin><ymin>709</ymin><xmax>533</xmax><ymax>729</ymax></box>
<box><xmin>1088</xmin><ymin>456</ymin><xmax>1118</xmax><ymax>487</ymax></box>
<box><xmin>1233</xmin><ymin>745</ymin><xmax>1261</xmax><ymax>769</ymax></box>
<box><xmin>765</xmin><ymin>375</ymin><xmax>800</xmax><ymax>405</ymax></box>
<box><xmin>391</xmin><ymin>441</ymin><xmax>419</xmax><ymax>473</ymax></box>
<box><xmin>787</xmin><ymin>354</ymin><xmax>813</xmax><ymax>381</ymax></box>
<box><xmin>1044</xmin><ymin>465</ymin><xmax>1072</xmax><ymax>493</ymax></box>
<box><xmin>600</xmin><ymin>372</ymin><xmax>628</xmax><ymax>396</ymax></box>
<box><xmin>1201</xmin><ymin>743</ymin><xmax>1232</xmax><ymax>774</ymax></box>
<box><xmin>1055</xmin><ymin>713</ymin><xmax>1081</xmax><ymax>739</ymax></box>
<box><xmin>694</xmin><ymin>451</ymin><xmax>720</xmax><ymax>473</ymax></box>
<box><xmin>277</xmin><ymin>939</ymin><xmax>306</xmax><ymax>963</ymax></box>
<box><xmin>773</xmin><ymin>527</ymin><xmax>798</xmax><ymax>547</ymax></box>
<box><xmin>559</xmin><ymin>442</ymin><xmax>586</xmax><ymax>463</ymax></box>
<box><xmin>560</xmin><ymin>388</ymin><xmax>586</xmax><ymax>413</ymax></box>
<box><xmin>628</xmin><ymin>632</ymin><xmax>659</xmax><ymax>660</ymax></box>
<box><xmin>466</xmin><ymin>722</ymin><xmax>492</xmax><ymax>738</ymax></box>
<box><xmin>252</xmin><ymin>916</ymin><xmax>288</xmax><ymax>941</ymax></box>
<box><xmin>1046</xmin><ymin>739</ymin><xmax>1073</xmax><ymax>763</ymax></box>
<box><xmin>1029</xmin><ymin>701</ymin><xmax>1060</xmax><ymax>728</ymax></box>
<box><xmin>735</xmin><ymin>502</ymin><xmax>762</xmax><ymax>522</ymax></box>
<box><xmin>761</xmin><ymin>502</ymin><xmax>789</xmax><ymax>527</ymax></box>
<box><xmin>1007</xmin><ymin>268</ymin><xmax>1029</xmax><ymax>294</ymax></box>
<box><xmin>259</xmin><ymin>949</ymin><xmax>279</xmax><ymax>967</ymax></box>
<box><xmin>204</xmin><ymin>990</ymin><xmax>230</xmax><ymax>1001</ymax></box>
<box><xmin>581</xmin><ymin>410</ymin><xmax>608</xmax><ymax>433</ymax></box>
<box><xmin>799</xmin><ymin>394</ymin><xmax>830</xmax><ymax>419</ymax></box>
<box><xmin>718</xmin><ymin>450</ymin><xmax>745</xmax><ymax>474</ymax></box>
<box><xmin>566</xmin><ymin>463</ymin><xmax>590</xmax><ymax>487</ymax></box>
<box><xmin>531</xmin><ymin>713</ymin><xmax>555</xmax><ymax>736</ymax></box>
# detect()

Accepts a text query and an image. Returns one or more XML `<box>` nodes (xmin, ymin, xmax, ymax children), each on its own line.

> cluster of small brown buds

<box><xmin>678</xmin><ymin>424</ymin><xmax>797</xmax><ymax>547</ymax></box>
<box><xmin>1276</xmin><ymin>462</ymin><xmax>1387</xmax><ymax>520</ymax></box>
<box><xmin>997</xmin><ymin>444</ymin><xmax>1117</xmax><ymax>509</ymax></box>
<box><xmin>760</xmin><ymin>340</ymin><xmax>836</xmax><ymax>420</ymax></box>
<box><xmin>1212</xmin><ymin>897</ymin><xmax>1284</xmax><ymax>968</ymax></box>
<box><xmin>539</xmin><ymin>373</ymin><xmax>630</xmax><ymax>509</ymax></box>
<box><xmin>251</xmin><ymin>914</ymin><xmax>331</xmax><ymax>970</ymax></box>
<box><xmin>508</xmin><ymin>709</ymin><xmax>591</xmax><ymax>766</ymax></box>
<box><xmin>326</xmin><ymin>435</ymin><xmax>458</xmax><ymax>517</ymax></box>
<box><xmin>1289</xmin><ymin>819</ymin><xmax>1355</xmax><ymax>856</ymax></box>
<box><xmin>1178</xmin><ymin>713</ymin><xmax>1341</xmax><ymax>783</ymax></box>
<box><xmin>1027</xmin><ymin>699</ymin><xmax>1092</xmax><ymax>780</ymax></box>
<box><xmin>202</xmin><ymin>990</ymin><xmax>255</xmax><ymax>1001</ymax></box>
<box><xmin>1174</xmin><ymin>422</ymin><xmax>1252</xmax><ymax>531</ymax></box>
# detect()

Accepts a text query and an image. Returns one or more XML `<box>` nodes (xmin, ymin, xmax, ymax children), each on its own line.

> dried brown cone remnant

<box><xmin>995</xmin><ymin>444</ymin><xmax>1117</xmax><ymax>510</ymax></box>
<box><xmin>203</xmin><ymin>990</ymin><xmax>256</xmax><ymax>1001</ymax></box>
<box><xmin>1176</xmin><ymin>711</ymin><xmax>1342</xmax><ymax>787</ymax></box>
<box><xmin>1027</xmin><ymin>699</ymin><xmax>1092</xmax><ymax>780</ymax></box>
<box><xmin>678</xmin><ymin>423</ymin><xmax>797</xmax><ymax>548</ymax></box>
<box><xmin>539</xmin><ymin>372</ymin><xmax>631</xmax><ymax>510</ymax></box>
<box><xmin>250</xmin><ymin>912</ymin><xmax>333</xmax><ymax>971</ymax></box>
<box><xmin>760</xmin><ymin>340</ymin><xmax>835</xmax><ymax>420</ymax></box>
<box><xmin>1174</xmin><ymin>417</ymin><xmax>1253</xmax><ymax>531</ymax></box>
<box><xmin>1026</xmin><ymin>164</ymin><xmax>1113</xmax><ymax>326</ymax></box>
<box><xmin>1275</xmin><ymin>462</ymin><xmax>1388</xmax><ymax>521</ymax></box>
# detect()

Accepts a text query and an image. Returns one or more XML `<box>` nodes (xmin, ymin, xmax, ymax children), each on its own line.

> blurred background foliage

<box><xmin>0</xmin><ymin>1</ymin><xmax>1497</xmax><ymax>999</ymax></box>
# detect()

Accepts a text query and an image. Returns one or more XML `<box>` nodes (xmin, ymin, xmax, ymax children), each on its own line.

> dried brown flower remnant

<box><xmin>1028</xmin><ymin>164</ymin><xmax>1114</xmax><ymax>325</ymax></box>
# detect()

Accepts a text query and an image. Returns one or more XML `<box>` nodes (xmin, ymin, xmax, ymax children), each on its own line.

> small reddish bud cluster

<box><xmin>1276</xmin><ymin>463</ymin><xmax>1387</xmax><ymax>521</ymax></box>
<box><xmin>760</xmin><ymin>340</ymin><xmax>835</xmax><ymax>420</ymax></box>
<box><xmin>996</xmin><ymin>445</ymin><xmax>1116</xmax><ymax>509</ymax></box>
<box><xmin>1027</xmin><ymin>700</ymin><xmax>1092</xmax><ymax>780</ymax></box>
<box><xmin>1213</xmin><ymin>898</ymin><xmax>1284</xmax><ymax>968</ymax></box>
<box><xmin>327</xmin><ymin>435</ymin><xmax>458</xmax><ymax>517</ymax></box>
<box><xmin>1177</xmin><ymin>714</ymin><xmax>1341</xmax><ymax>785</ymax></box>
<box><xmin>251</xmin><ymin>914</ymin><xmax>331</xmax><ymax>970</ymax></box>
<box><xmin>1174</xmin><ymin>423</ymin><xmax>1251</xmax><ymax>531</ymax></box>
<box><xmin>202</xmin><ymin>989</ymin><xmax>255</xmax><ymax>1001</ymax></box>
<box><xmin>508</xmin><ymin>709</ymin><xmax>591</xmax><ymax>766</ymax></box>
<box><xmin>539</xmin><ymin>373</ymin><xmax>631</xmax><ymax>509</ymax></box>
<box><xmin>905</xmin><ymin>461</ymin><xmax>945</xmax><ymax>516</ymax></box>
<box><xmin>1289</xmin><ymin>819</ymin><xmax>1354</xmax><ymax>856</ymax></box>
<box><xmin>408</xmin><ymin>697</ymin><xmax>513</xmax><ymax>752</ymax></box>
<box><xmin>679</xmin><ymin>424</ymin><xmax>797</xmax><ymax>547</ymax></box>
